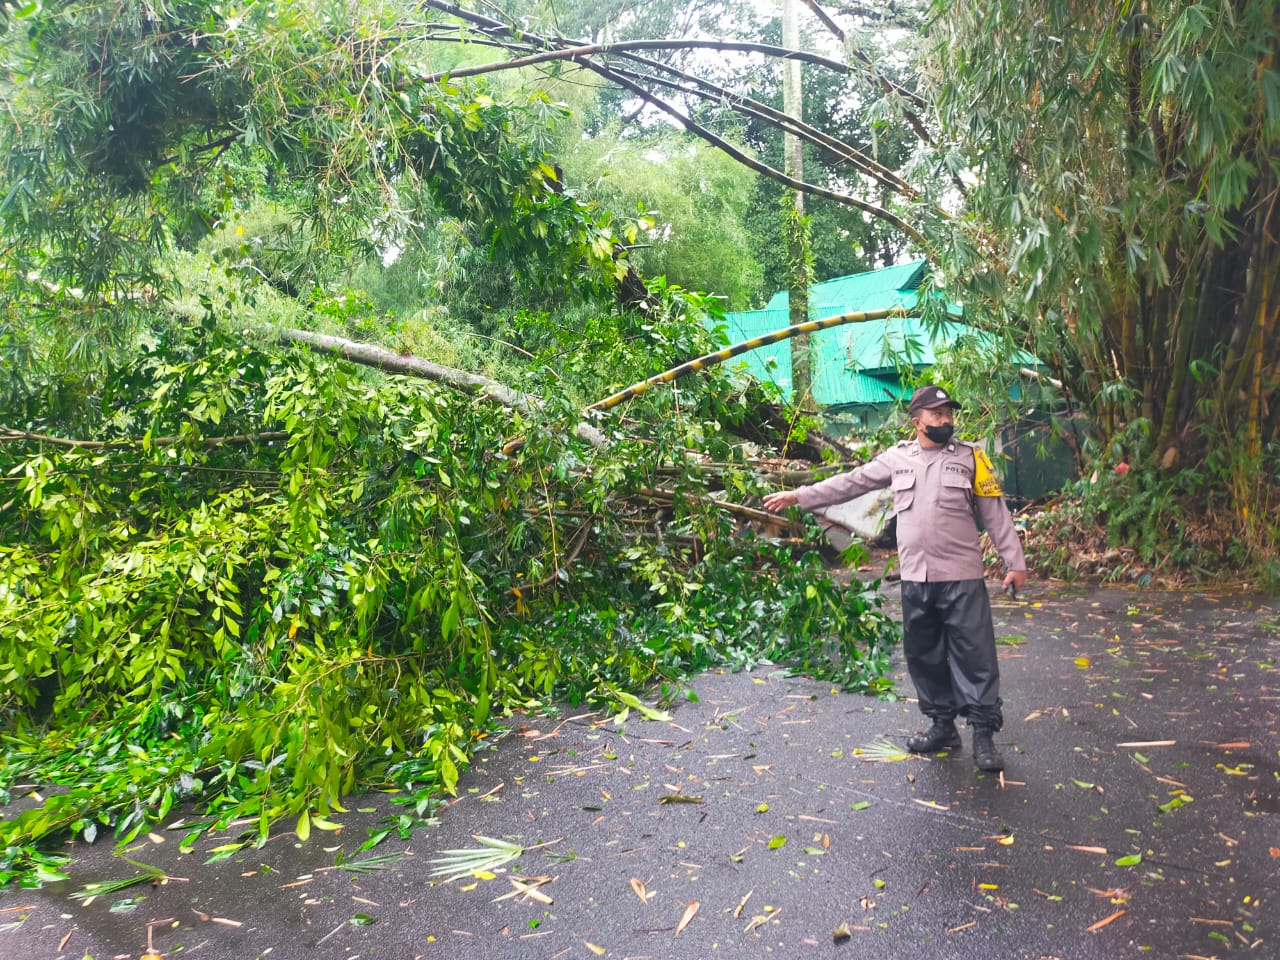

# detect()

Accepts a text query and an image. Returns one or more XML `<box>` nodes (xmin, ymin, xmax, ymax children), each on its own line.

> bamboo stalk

<box><xmin>1247</xmin><ymin>249</ymin><xmax>1270</xmax><ymax>460</ymax></box>
<box><xmin>637</xmin><ymin>487</ymin><xmax>802</xmax><ymax>527</ymax></box>
<box><xmin>587</xmin><ymin>307</ymin><xmax>913</xmax><ymax>413</ymax></box>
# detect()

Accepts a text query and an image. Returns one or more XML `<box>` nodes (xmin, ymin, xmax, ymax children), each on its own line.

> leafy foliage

<box><xmin>0</xmin><ymin>287</ymin><xmax>896</xmax><ymax>886</ymax></box>
<box><xmin>0</xmin><ymin>0</ymin><xmax>632</xmax><ymax>343</ymax></box>
<box><xmin>563</xmin><ymin>128</ymin><xmax>764</xmax><ymax>309</ymax></box>
<box><xmin>1021</xmin><ymin>425</ymin><xmax>1279</xmax><ymax>586</ymax></box>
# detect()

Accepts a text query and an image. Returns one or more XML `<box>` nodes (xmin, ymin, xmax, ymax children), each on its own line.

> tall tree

<box><xmin>0</xmin><ymin>0</ymin><xmax>632</xmax><ymax>350</ymax></box>
<box><xmin>928</xmin><ymin>0</ymin><xmax>1280</xmax><ymax>470</ymax></box>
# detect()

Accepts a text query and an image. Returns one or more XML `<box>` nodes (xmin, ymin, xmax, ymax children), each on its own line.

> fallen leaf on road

<box><xmin>492</xmin><ymin>876</ymin><xmax>554</xmax><ymax>905</ymax></box>
<box><xmin>832</xmin><ymin>922</ymin><xmax>851</xmax><ymax>941</ymax></box>
<box><xmin>744</xmin><ymin>913</ymin><xmax>769</xmax><ymax>934</ymax></box>
<box><xmin>584</xmin><ymin>941</ymin><xmax>606</xmax><ymax>955</ymax></box>
<box><xmin>910</xmin><ymin>799</ymin><xmax>949</xmax><ymax>811</ymax></box>
<box><xmin>630</xmin><ymin>878</ymin><xmax>650</xmax><ymax>905</ymax></box>
<box><xmin>1087</xmin><ymin>887</ymin><xmax>1129</xmax><ymax>901</ymax></box>
<box><xmin>1086</xmin><ymin>909</ymin><xmax>1126</xmax><ymax>932</ymax></box>
<box><xmin>853</xmin><ymin>738</ymin><xmax>910</xmax><ymax>762</ymax></box>
<box><xmin>674</xmin><ymin>900</ymin><xmax>699</xmax><ymax>937</ymax></box>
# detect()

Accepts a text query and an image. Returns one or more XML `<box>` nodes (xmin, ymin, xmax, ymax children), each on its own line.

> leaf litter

<box><xmin>674</xmin><ymin>899</ymin><xmax>699</xmax><ymax>937</ymax></box>
<box><xmin>852</xmin><ymin>738</ymin><xmax>911</xmax><ymax>762</ymax></box>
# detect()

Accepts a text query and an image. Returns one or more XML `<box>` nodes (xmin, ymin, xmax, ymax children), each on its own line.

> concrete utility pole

<box><xmin>782</xmin><ymin>0</ymin><xmax>813</xmax><ymax>410</ymax></box>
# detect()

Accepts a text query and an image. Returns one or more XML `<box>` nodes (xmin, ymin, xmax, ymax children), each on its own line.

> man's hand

<box><xmin>762</xmin><ymin>489</ymin><xmax>799</xmax><ymax>513</ymax></box>
<box><xmin>1002</xmin><ymin>569</ymin><xmax>1028</xmax><ymax>594</ymax></box>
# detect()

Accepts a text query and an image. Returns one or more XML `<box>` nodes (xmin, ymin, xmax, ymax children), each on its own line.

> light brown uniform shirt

<box><xmin>794</xmin><ymin>438</ymin><xmax>1026</xmax><ymax>583</ymax></box>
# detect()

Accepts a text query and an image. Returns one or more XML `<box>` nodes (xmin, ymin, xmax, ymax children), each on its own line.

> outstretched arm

<box><xmin>762</xmin><ymin>456</ymin><xmax>893</xmax><ymax>514</ymax></box>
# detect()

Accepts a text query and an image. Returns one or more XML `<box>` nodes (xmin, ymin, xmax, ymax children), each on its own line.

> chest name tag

<box><xmin>973</xmin><ymin>449</ymin><xmax>1003</xmax><ymax>497</ymax></box>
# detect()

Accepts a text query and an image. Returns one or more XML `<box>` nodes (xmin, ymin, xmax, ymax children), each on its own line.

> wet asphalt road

<box><xmin>2</xmin><ymin>584</ymin><xmax>1277</xmax><ymax>960</ymax></box>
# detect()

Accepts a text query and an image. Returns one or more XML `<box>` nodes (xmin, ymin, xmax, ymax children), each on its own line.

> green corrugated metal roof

<box><xmin>843</xmin><ymin>317</ymin><xmax>998</xmax><ymax>370</ymax></box>
<box><xmin>834</xmin><ymin>371</ymin><xmax>912</xmax><ymax>406</ymax></box>
<box><xmin>718</xmin><ymin>261</ymin><xmax>1035</xmax><ymax>406</ymax></box>
<box><xmin>763</xmin><ymin>259</ymin><xmax>929</xmax><ymax>313</ymax></box>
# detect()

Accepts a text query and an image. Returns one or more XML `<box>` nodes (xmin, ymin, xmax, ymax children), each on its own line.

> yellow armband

<box><xmin>973</xmin><ymin>448</ymin><xmax>1003</xmax><ymax>497</ymax></box>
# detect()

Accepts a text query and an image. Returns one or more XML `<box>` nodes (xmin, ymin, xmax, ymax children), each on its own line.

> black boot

<box><xmin>907</xmin><ymin>719</ymin><xmax>961</xmax><ymax>753</ymax></box>
<box><xmin>972</xmin><ymin>725</ymin><xmax>1004</xmax><ymax>771</ymax></box>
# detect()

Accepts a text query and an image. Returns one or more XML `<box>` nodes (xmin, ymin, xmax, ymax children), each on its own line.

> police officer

<box><xmin>762</xmin><ymin>385</ymin><xmax>1028</xmax><ymax>771</ymax></box>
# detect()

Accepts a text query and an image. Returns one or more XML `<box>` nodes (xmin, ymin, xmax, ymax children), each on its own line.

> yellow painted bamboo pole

<box><xmin>586</xmin><ymin>306</ymin><xmax>915</xmax><ymax>413</ymax></box>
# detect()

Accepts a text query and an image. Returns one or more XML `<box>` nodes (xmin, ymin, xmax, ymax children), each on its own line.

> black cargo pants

<box><xmin>899</xmin><ymin>579</ymin><xmax>1002</xmax><ymax>730</ymax></box>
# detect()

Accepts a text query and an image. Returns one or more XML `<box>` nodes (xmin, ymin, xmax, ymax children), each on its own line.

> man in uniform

<box><xmin>762</xmin><ymin>385</ymin><xmax>1028</xmax><ymax>771</ymax></box>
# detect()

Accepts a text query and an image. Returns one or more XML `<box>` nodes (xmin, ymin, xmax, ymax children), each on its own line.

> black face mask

<box><xmin>923</xmin><ymin>423</ymin><xmax>954</xmax><ymax>445</ymax></box>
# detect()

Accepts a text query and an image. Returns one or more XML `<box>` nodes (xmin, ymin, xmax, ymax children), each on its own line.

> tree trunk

<box><xmin>783</xmin><ymin>0</ymin><xmax>813</xmax><ymax>411</ymax></box>
<box><xmin>278</xmin><ymin>328</ymin><xmax>611</xmax><ymax>448</ymax></box>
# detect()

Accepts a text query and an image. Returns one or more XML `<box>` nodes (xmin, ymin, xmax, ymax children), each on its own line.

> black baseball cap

<box><xmin>907</xmin><ymin>384</ymin><xmax>961</xmax><ymax>416</ymax></box>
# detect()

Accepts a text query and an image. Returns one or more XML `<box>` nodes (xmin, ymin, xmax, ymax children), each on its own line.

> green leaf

<box><xmin>357</xmin><ymin>829</ymin><xmax>393</xmax><ymax>853</ymax></box>
<box><xmin>767</xmin><ymin>835</ymin><xmax>787</xmax><ymax>850</ymax></box>
<box><xmin>607</xmin><ymin>687</ymin><xmax>672</xmax><ymax>722</ymax></box>
<box><xmin>203</xmin><ymin>843</ymin><xmax>247</xmax><ymax>865</ymax></box>
<box><xmin>1114</xmin><ymin>853</ymin><xmax>1142</xmax><ymax>867</ymax></box>
<box><xmin>428</xmin><ymin>836</ymin><xmax>526</xmax><ymax>882</ymax></box>
<box><xmin>70</xmin><ymin>875</ymin><xmax>154</xmax><ymax>901</ymax></box>
<box><xmin>335</xmin><ymin>853</ymin><xmax>405</xmax><ymax>874</ymax></box>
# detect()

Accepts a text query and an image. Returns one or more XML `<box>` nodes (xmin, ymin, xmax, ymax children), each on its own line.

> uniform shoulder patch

<box><xmin>972</xmin><ymin>448</ymin><xmax>1003</xmax><ymax>497</ymax></box>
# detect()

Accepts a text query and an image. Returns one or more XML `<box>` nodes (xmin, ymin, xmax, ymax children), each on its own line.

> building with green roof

<box><xmin>717</xmin><ymin>260</ymin><xmax>1037</xmax><ymax>432</ymax></box>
